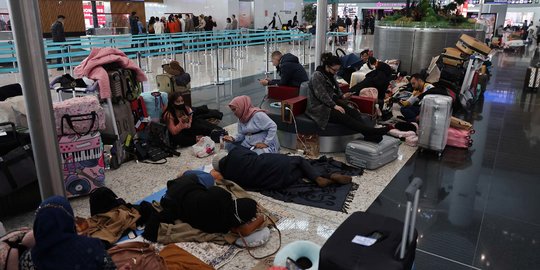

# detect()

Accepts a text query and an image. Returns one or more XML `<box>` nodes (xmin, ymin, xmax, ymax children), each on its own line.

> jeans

<box><xmin>400</xmin><ymin>106</ymin><xmax>421</xmax><ymax>122</ymax></box>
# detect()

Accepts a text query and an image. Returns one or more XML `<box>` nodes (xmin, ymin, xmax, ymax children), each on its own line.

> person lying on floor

<box><xmin>17</xmin><ymin>196</ymin><xmax>129</xmax><ymax>270</ymax></box>
<box><xmin>163</xmin><ymin>91</ymin><xmax>223</xmax><ymax>147</ymax></box>
<box><xmin>212</xmin><ymin>147</ymin><xmax>353</xmax><ymax>191</ymax></box>
<box><xmin>351</xmin><ymin>57</ymin><xmax>393</xmax><ymax>107</ymax></box>
<box><xmin>398</xmin><ymin>73</ymin><xmax>435</xmax><ymax>122</ymax></box>
<box><xmin>223</xmin><ymin>95</ymin><xmax>280</xmax><ymax>154</ymax></box>
<box><xmin>157</xmin><ymin>174</ymin><xmax>261</xmax><ymax>235</ymax></box>
<box><xmin>305</xmin><ymin>53</ymin><xmax>390</xmax><ymax>143</ymax></box>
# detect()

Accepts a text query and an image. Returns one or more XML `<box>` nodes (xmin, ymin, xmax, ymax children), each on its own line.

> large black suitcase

<box><xmin>319</xmin><ymin>178</ymin><xmax>423</xmax><ymax>270</ymax></box>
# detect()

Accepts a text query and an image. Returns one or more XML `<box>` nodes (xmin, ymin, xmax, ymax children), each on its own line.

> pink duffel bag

<box><xmin>359</xmin><ymin>87</ymin><xmax>378</xmax><ymax>98</ymax></box>
<box><xmin>53</xmin><ymin>95</ymin><xmax>106</xmax><ymax>136</ymax></box>
<box><xmin>446</xmin><ymin>127</ymin><xmax>475</xmax><ymax>149</ymax></box>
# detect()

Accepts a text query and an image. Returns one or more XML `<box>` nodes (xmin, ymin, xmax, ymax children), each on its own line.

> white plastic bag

<box><xmin>192</xmin><ymin>136</ymin><xmax>216</xmax><ymax>158</ymax></box>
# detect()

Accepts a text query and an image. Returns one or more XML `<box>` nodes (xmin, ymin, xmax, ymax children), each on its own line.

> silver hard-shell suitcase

<box><xmin>345</xmin><ymin>136</ymin><xmax>400</xmax><ymax>170</ymax></box>
<box><xmin>418</xmin><ymin>95</ymin><xmax>453</xmax><ymax>156</ymax></box>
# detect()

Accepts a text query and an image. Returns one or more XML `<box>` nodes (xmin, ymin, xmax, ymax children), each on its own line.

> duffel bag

<box><xmin>53</xmin><ymin>95</ymin><xmax>106</xmax><ymax>136</ymax></box>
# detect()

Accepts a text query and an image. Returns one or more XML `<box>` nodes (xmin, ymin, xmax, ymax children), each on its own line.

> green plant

<box><xmin>302</xmin><ymin>4</ymin><xmax>316</xmax><ymax>25</ymax></box>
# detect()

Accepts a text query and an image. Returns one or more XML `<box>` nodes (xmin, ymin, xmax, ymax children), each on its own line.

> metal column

<box><xmin>315</xmin><ymin>0</ymin><xmax>328</xmax><ymax>67</ymax></box>
<box><xmin>7</xmin><ymin>0</ymin><xmax>65</xmax><ymax>198</ymax></box>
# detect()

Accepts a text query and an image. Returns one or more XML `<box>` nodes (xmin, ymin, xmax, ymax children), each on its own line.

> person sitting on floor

<box><xmin>18</xmin><ymin>196</ymin><xmax>127</xmax><ymax>270</ymax></box>
<box><xmin>223</xmin><ymin>95</ymin><xmax>280</xmax><ymax>154</ymax></box>
<box><xmin>159</xmin><ymin>174</ymin><xmax>259</xmax><ymax>234</ymax></box>
<box><xmin>212</xmin><ymin>147</ymin><xmax>353</xmax><ymax>190</ymax></box>
<box><xmin>162</xmin><ymin>92</ymin><xmax>222</xmax><ymax>147</ymax></box>
<box><xmin>305</xmin><ymin>53</ymin><xmax>389</xmax><ymax>143</ymax></box>
<box><xmin>259</xmin><ymin>51</ymin><xmax>309</xmax><ymax>88</ymax></box>
<box><xmin>164</xmin><ymin>61</ymin><xmax>191</xmax><ymax>91</ymax></box>
<box><xmin>399</xmin><ymin>73</ymin><xmax>435</xmax><ymax>122</ymax></box>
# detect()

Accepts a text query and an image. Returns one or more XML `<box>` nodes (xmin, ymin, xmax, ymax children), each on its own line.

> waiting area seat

<box><xmin>261</xmin><ymin>99</ymin><xmax>362</xmax><ymax>153</ymax></box>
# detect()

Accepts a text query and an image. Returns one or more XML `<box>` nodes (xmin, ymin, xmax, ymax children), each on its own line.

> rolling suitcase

<box><xmin>58</xmin><ymin>131</ymin><xmax>105</xmax><ymax>197</ymax></box>
<box><xmin>456</xmin><ymin>34</ymin><xmax>492</xmax><ymax>56</ymax></box>
<box><xmin>446</xmin><ymin>127</ymin><xmax>474</xmax><ymax>149</ymax></box>
<box><xmin>319</xmin><ymin>178</ymin><xmax>423</xmax><ymax>270</ymax></box>
<box><xmin>141</xmin><ymin>91</ymin><xmax>168</xmax><ymax>121</ymax></box>
<box><xmin>102</xmin><ymin>100</ymin><xmax>136</xmax><ymax>167</ymax></box>
<box><xmin>345</xmin><ymin>136</ymin><xmax>400</xmax><ymax>170</ymax></box>
<box><xmin>156</xmin><ymin>74</ymin><xmax>176</xmax><ymax>95</ymax></box>
<box><xmin>418</xmin><ymin>95</ymin><xmax>453</xmax><ymax>156</ymax></box>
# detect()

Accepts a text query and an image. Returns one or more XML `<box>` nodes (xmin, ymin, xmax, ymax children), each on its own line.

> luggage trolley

<box><xmin>54</xmin><ymin>86</ymin><xmax>123</xmax><ymax>170</ymax></box>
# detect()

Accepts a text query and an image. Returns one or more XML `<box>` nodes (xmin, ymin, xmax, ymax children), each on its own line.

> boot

<box><xmin>330</xmin><ymin>174</ymin><xmax>353</xmax><ymax>185</ymax></box>
<box><xmin>315</xmin><ymin>177</ymin><xmax>333</xmax><ymax>188</ymax></box>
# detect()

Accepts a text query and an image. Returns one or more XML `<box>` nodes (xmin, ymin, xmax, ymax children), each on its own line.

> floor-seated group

<box><xmin>2</xmin><ymin>47</ymin><xmax>452</xmax><ymax>269</ymax></box>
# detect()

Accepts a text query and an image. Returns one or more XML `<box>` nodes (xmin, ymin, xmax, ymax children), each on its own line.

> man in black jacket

<box><xmin>129</xmin><ymin>11</ymin><xmax>138</xmax><ymax>35</ymax></box>
<box><xmin>259</xmin><ymin>51</ymin><xmax>309</xmax><ymax>88</ymax></box>
<box><xmin>51</xmin><ymin>15</ymin><xmax>66</xmax><ymax>70</ymax></box>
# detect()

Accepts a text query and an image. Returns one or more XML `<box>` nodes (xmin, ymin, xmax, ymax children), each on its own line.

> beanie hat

<box><xmin>212</xmin><ymin>152</ymin><xmax>228</xmax><ymax>172</ymax></box>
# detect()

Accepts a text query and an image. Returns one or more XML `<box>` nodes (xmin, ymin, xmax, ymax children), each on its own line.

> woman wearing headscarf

<box><xmin>306</xmin><ymin>53</ymin><xmax>389</xmax><ymax>143</ymax></box>
<box><xmin>162</xmin><ymin>91</ymin><xmax>222</xmax><ymax>147</ymax></box>
<box><xmin>19</xmin><ymin>196</ymin><xmax>119</xmax><ymax>270</ymax></box>
<box><xmin>223</xmin><ymin>95</ymin><xmax>280</xmax><ymax>154</ymax></box>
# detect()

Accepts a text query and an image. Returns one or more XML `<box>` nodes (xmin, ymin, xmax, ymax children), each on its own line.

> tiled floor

<box><xmin>2</xmin><ymin>35</ymin><xmax>539</xmax><ymax>270</ymax></box>
<box><xmin>367</xmin><ymin>47</ymin><xmax>540</xmax><ymax>270</ymax></box>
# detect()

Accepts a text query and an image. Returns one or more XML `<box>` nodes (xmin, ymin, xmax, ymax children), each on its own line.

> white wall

<box><xmin>254</xmin><ymin>0</ymin><xmax>304</xmax><ymax>29</ymax></box>
<box><xmin>148</xmin><ymin>0</ymin><xmax>237</xmax><ymax>30</ymax></box>
<box><xmin>507</xmin><ymin>5</ymin><xmax>540</xmax><ymax>24</ymax></box>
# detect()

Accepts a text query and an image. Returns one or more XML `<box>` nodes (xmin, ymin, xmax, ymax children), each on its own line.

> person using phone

<box><xmin>162</xmin><ymin>92</ymin><xmax>222</xmax><ymax>147</ymax></box>
<box><xmin>223</xmin><ymin>95</ymin><xmax>280</xmax><ymax>154</ymax></box>
<box><xmin>259</xmin><ymin>51</ymin><xmax>308</xmax><ymax>88</ymax></box>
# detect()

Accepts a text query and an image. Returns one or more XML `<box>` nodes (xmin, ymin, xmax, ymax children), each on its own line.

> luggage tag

<box><xmin>352</xmin><ymin>235</ymin><xmax>378</xmax><ymax>247</ymax></box>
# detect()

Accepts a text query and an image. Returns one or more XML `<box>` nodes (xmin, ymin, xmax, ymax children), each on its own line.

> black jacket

<box><xmin>220</xmin><ymin>147</ymin><xmax>300</xmax><ymax>190</ymax></box>
<box><xmin>129</xmin><ymin>16</ymin><xmax>138</xmax><ymax>35</ymax></box>
<box><xmin>269</xmin><ymin>53</ymin><xmax>309</xmax><ymax>88</ymax></box>
<box><xmin>351</xmin><ymin>62</ymin><xmax>393</xmax><ymax>100</ymax></box>
<box><xmin>51</xmin><ymin>21</ymin><xmax>65</xmax><ymax>42</ymax></box>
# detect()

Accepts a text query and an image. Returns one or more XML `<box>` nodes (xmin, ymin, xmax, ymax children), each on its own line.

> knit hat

<box><xmin>212</xmin><ymin>152</ymin><xmax>228</xmax><ymax>172</ymax></box>
<box><xmin>164</xmin><ymin>61</ymin><xmax>185</xmax><ymax>76</ymax></box>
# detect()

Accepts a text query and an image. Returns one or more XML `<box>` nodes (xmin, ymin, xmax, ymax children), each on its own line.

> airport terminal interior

<box><xmin>0</xmin><ymin>0</ymin><xmax>539</xmax><ymax>269</ymax></box>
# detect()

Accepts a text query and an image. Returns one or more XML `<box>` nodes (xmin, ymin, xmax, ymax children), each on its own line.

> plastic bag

<box><xmin>192</xmin><ymin>136</ymin><xmax>216</xmax><ymax>158</ymax></box>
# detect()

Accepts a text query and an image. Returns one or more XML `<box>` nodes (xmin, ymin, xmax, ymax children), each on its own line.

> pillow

<box><xmin>235</xmin><ymin>227</ymin><xmax>271</xmax><ymax>248</ymax></box>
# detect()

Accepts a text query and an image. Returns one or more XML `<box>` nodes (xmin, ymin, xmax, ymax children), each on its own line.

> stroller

<box><xmin>336</xmin><ymin>48</ymin><xmax>363</xmax><ymax>84</ymax></box>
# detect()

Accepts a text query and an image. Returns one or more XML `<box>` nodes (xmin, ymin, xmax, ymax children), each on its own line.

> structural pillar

<box><xmin>331</xmin><ymin>3</ymin><xmax>338</xmax><ymax>20</ymax></box>
<box><xmin>7</xmin><ymin>0</ymin><xmax>66</xmax><ymax>198</ymax></box>
<box><xmin>315</xmin><ymin>0</ymin><xmax>328</xmax><ymax>67</ymax></box>
<box><xmin>91</xmin><ymin>1</ymin><xmax>99</xmax><ymax>28</ymax></box>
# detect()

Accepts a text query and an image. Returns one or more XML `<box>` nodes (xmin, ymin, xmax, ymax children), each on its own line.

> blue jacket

<box><xmin>269</xmin><ymin>53</ymin><xmax>309</xmax><ymax>88</ymax></box>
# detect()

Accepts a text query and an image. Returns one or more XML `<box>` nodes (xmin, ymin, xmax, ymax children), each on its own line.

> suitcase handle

<box><xmin>397</xmin><ymin>177</ymin><xmax>423</xmax><ymax>260</ymax></box>
<box><xmin>61</xmin><ymin>112</ymin><xmax>98</xmax><ymax>136</ymax></box>
<box><xmin>56</xmin><ymin>87</ymin><xmax>77</xmax><ymax>93</ymax></box>
<box><xmin>0</xmin><ymin>121</ymin><xmax>19</xmax><ymax>142</ymax></box>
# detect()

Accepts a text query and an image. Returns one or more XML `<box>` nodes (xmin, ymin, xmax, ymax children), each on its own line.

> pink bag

<box><xmin>446</xmin><ymin>127</ymin><xmax>475</xmax><ymax>149</ymax></box>
<box><xmin>53</xmin><ymin>96</ymin><xmax>106</xmax><ymax>136</ymax></box>
<box><xmin>388</xmin><ymin>129</ymin><xmax>416</xmax><ymax>139</ymax></box>
<box><xmin>405</xmin><ymin>135</ymin><xmax>418</xmax><ymax>147</ymax></box>
<box><xmin>359</xmin><ymin>88</ymin><xmax>378</xmax><ymax>99</ymax></box>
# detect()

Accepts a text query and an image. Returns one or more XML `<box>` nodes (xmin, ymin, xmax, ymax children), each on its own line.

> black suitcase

<box><xmin>319</xmin><ymin>178</ymin><xmax>423</xmax><ymax>270</ymax></box>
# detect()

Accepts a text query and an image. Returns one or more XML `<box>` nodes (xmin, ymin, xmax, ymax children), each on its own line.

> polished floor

<box><xmin>368</xmin><ymin>48</ymin><xmax>540</xmax><ymax>270</ymax></box>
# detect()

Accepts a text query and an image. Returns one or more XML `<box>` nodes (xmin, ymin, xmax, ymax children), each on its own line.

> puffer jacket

<box><xmin>268</xmin><ymin>53</ymin><xmax>309</xmax><ymax>88</ymax></box>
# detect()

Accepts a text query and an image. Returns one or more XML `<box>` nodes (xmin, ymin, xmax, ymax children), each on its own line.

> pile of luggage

<box><xmin>425</xmin><ymin>34</ymin><xmax>492</xmax><ymax>111</ymax></box>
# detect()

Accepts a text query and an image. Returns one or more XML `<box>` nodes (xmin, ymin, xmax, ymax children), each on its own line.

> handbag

<box><xmin>53</xmin><ymin>95</ymin><xmax>105</xmax><ymax>136</ymax></box>
<box><xmin>296</xmin><ymin>134</ymin><xmax>319</xmax><ymax>157</ymax></box>
<box><xmin>108</xmin><ymin>242</ymin><xmax>167</xmax><ymax>270</ymax></box>
<box><xmin>236</xmin><ymin>212</ymin><xmax>282</xmax><ymax>260</ymax></box>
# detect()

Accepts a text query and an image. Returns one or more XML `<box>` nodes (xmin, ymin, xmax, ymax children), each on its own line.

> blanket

<box><xmin>74</xmin><ymin>48</ymin><xmax>147</xmax><ymax>99</ymax></box>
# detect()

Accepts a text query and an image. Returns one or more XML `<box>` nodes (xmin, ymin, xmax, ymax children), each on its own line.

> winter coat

<box><xmin>305</xmin><ymin>68</ymin><xmax>343</xmax><ymax>129</ymax></box>
<box><xmin>268</xmin><ymin>53</ymin><xmax>309</xmax><ymax>88</ymax></box>
<box><xmin>51</xmin><ymin>21</ymin><xmax>65</xmax><ymax>42</ymax></box>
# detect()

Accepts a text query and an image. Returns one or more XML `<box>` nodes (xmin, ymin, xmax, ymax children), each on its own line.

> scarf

<box><xmin>229</xmin><ymin>95</ymin><xmax>266</xmax><ymax>124</ymax></box>
<box><xmin>32</xmin><ymin>196</ymin><xmax>107</xmax><ymax>270</ymax></box>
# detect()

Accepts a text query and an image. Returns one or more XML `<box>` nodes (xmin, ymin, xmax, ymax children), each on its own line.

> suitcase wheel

<box><xmin>67</xmin><ymin>178</ymin><xmax>91</xmax><ymax>195</ymax></box>
<box><xmin>469</xmin><ymin>129</ymin><xmax>476</xmax><ymax>134</ymax></box>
